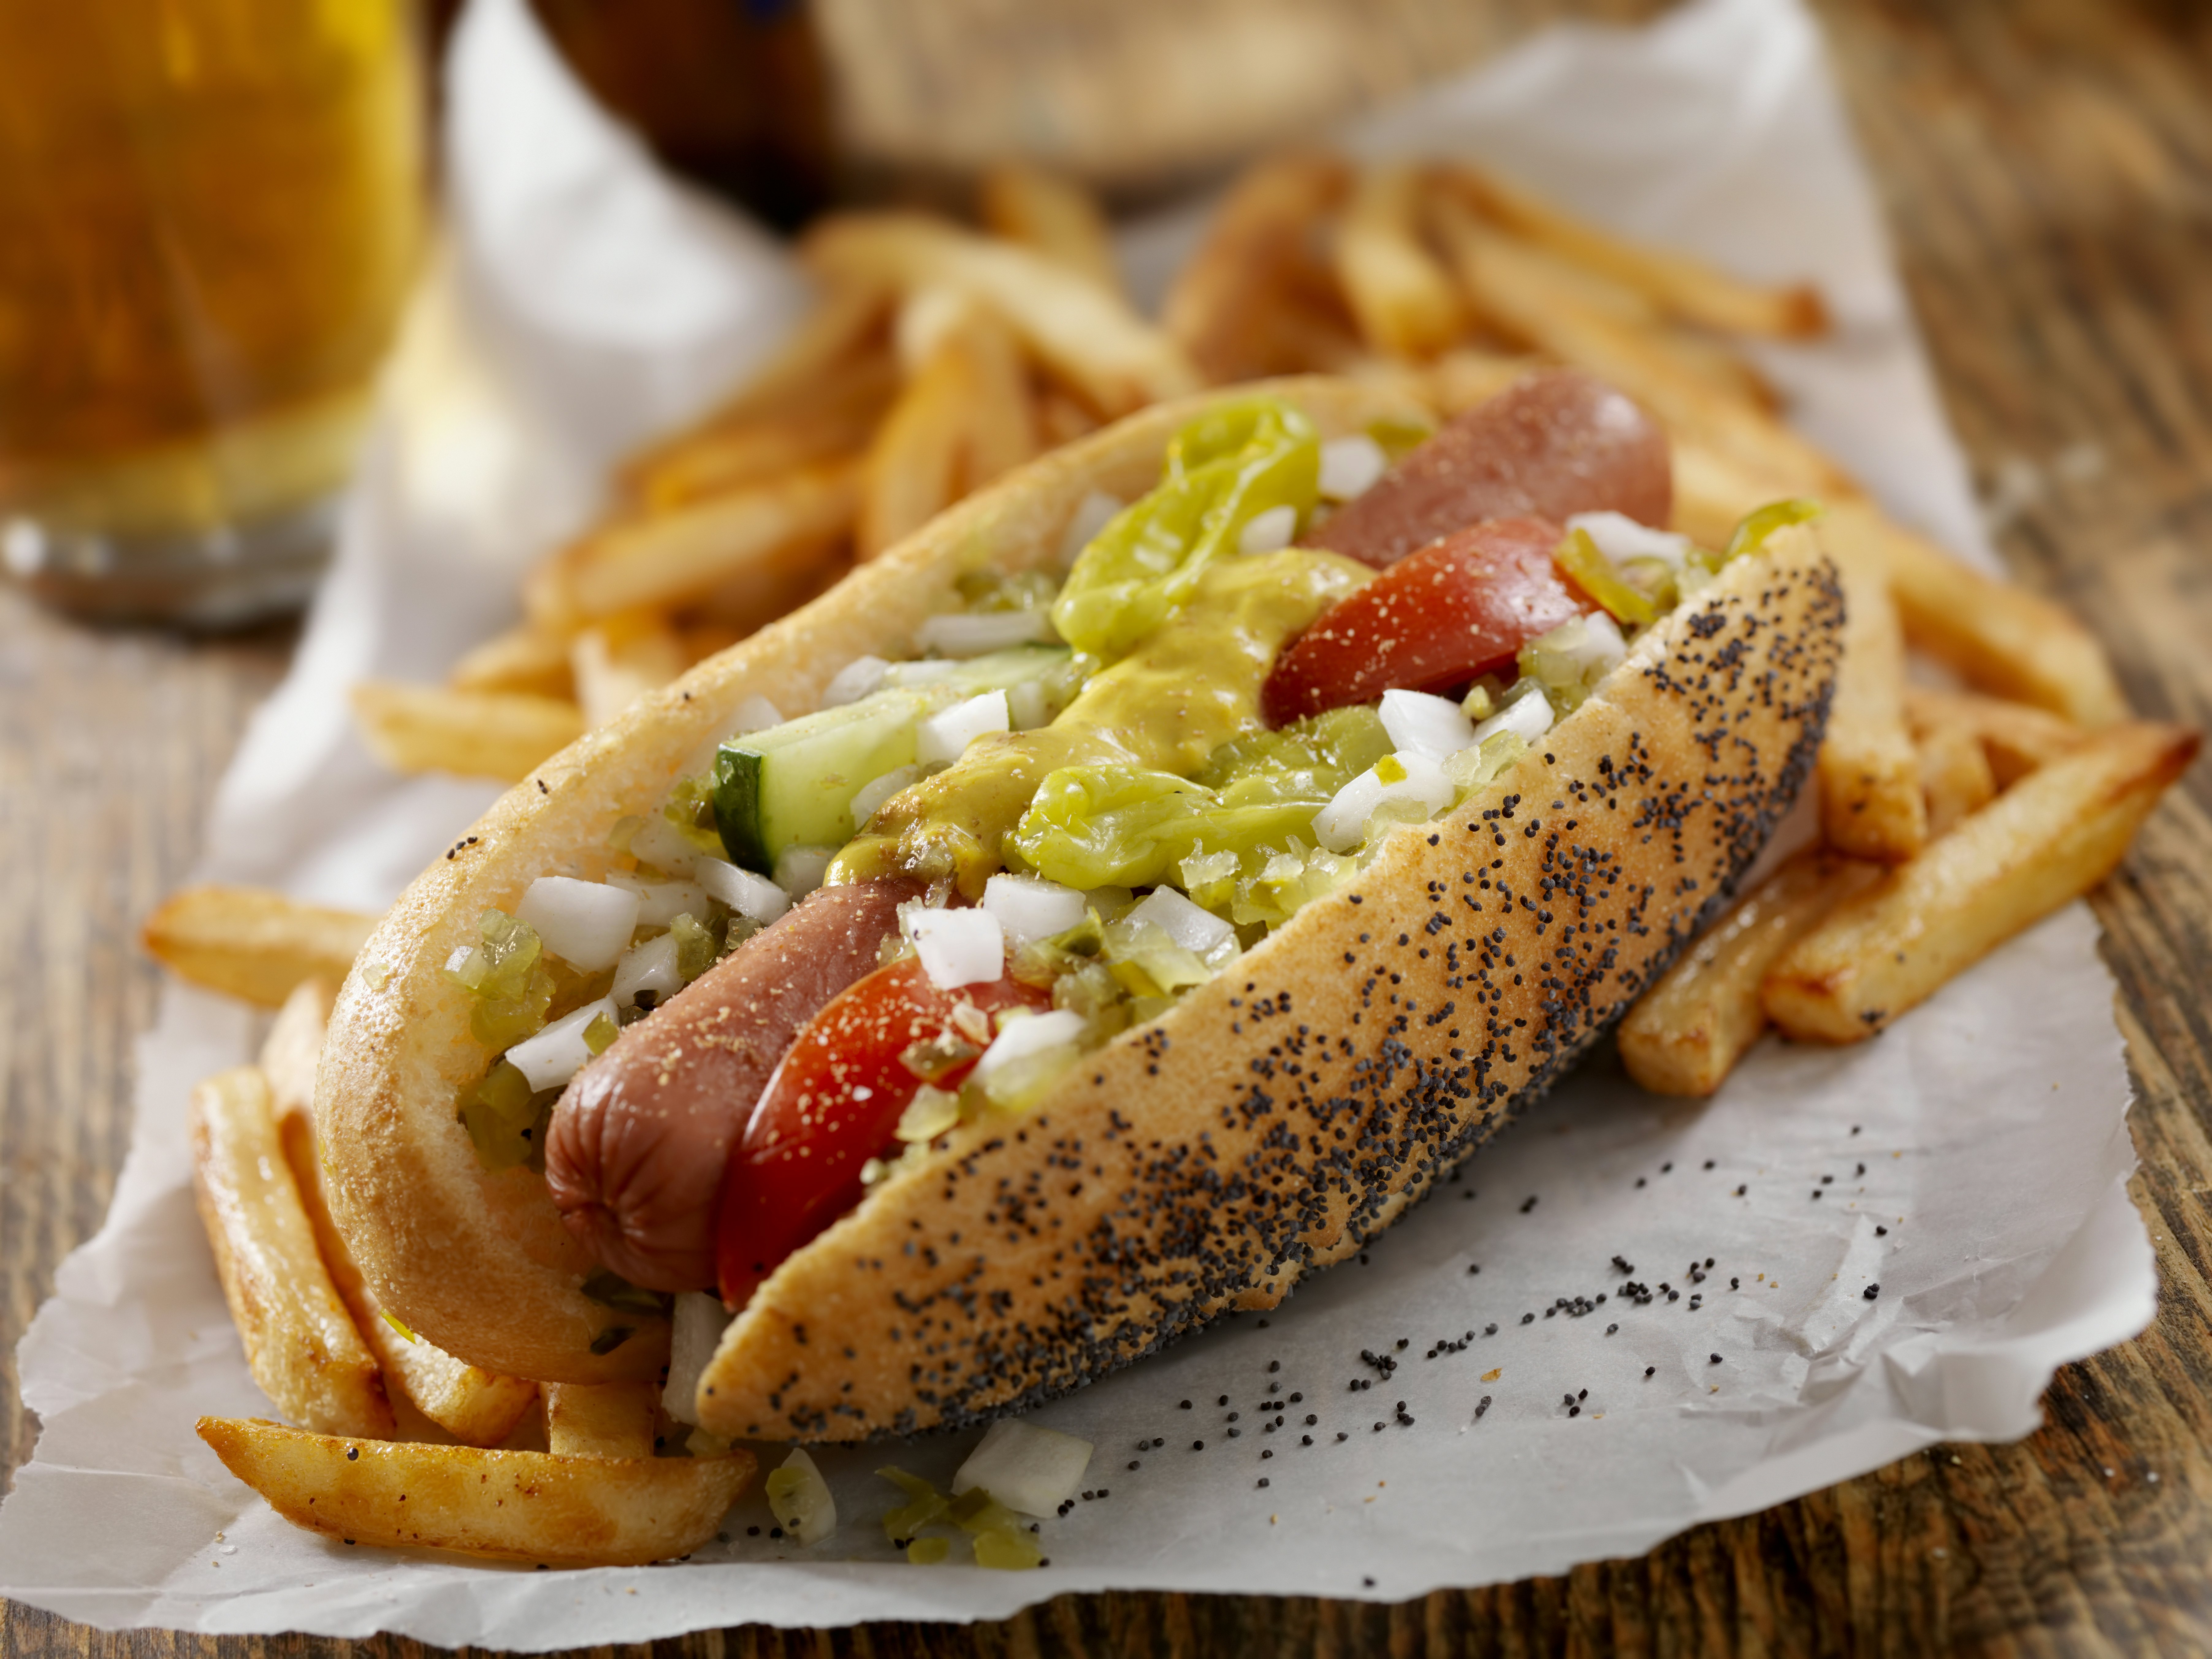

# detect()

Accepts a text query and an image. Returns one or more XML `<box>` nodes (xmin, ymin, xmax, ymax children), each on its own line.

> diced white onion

<box><xmin>1007</xmin><ymin>679</ymin><xmax>1049</xmax><ymax>731</ymax></box>
<box><xmin>505</xmin><ymin>996</ymin><xmax>618</xmax><ymax>1092</ymax></box>
<box><xmin>1238</xmin><ymin>504</ymin><xmax>1298</xmax><ymax>555</ymax></box>
<box><xmin>1125</xmin><ymin>886</ymin><xmax>1235</xmax><ymax>957</ymax></box>
<box><xmin>881</xmin><ymin>658</ymin><xmax>960</xmax><ymax>688</ymax></box>
<box><xmin>516</xmin><ymin>876</ymin><xmax>640</xmax><ymax>973</ymax></box>
<box><xmin>774</xmin><ymin>845</ymin><xmax>835</xmax><ymax>899</ymax></box>
<box><xmin>606</xmin><ymin>870</ymin><xmax>711</xmax><ymax>928</ymax></box>
<box><xmin>661</xmin><ymin>1291</ymin><xmax>733</xmax><ymax>1425</ymax></box>
<box><xmin>1315</xmin><ymin>773</ymin><xmax>1380</xmax><ymax>853</ymax></box>
<box><xmin>1471</xmin><ymin>689</ymin><xmax>1558</xmax><ymax>749</ymax></box>
<box><xmin>1059</xmin><ymin>490</ymin><xmax>1124</xmax><ymax>569</ymax></box>
<box><xmin>627</xmin><ymin>814</ymin><xmax>705</xmax><ymax>879</ymax></box>
<box><xmin>611</xmin><ymin>932</ymin><xmax>681</xmax><ymax>1008</ymax></box>
<box><xmin>973</xmin><ymin>1008</ymin><xmax>1088</xmax><ymax>1089</ymax></box>
<box><xmin>915</xmin><ymin>610</ymin><xmax>1054</xmax><ymax>657</ymax></box>
<box><xmin>851</xmin><ymin>764</ymin><xmax>920</xmax><ymax>825</ymax></box>
<box><xmin>1314</xmin><ymin>753</ymin><xmax>1455</xmax><ymax>853</ymax></box>
<box><xmin>1379</xmin><ymin>688</ymin><xmax>1477</xmax><ymax>760</ymax></box>
<box><xmin>1568</xmin><ymin>509</ymin><xmax>1691</xmax><ymax>570</ymax></box>
<box><xmin>906</xmin><ymin>906</ymin><xmax>1005</xmax><ymax>990</ymax></box>
<box><xmin>953</xmin><ymin>1418</ymin><xmax>1095</xmax><ymax>1518</ymax></box>
<box><xmin>1319</xmin><ymin>434</ymin><xmax>1389</xmax><ymax>502</ymax></box>
<box><xmin>730</xmin><ymin>695</ymin><xmax>784</xmax><ymax>736</ymax></box>
<box><xmin>767</xmin><ymin>1447</ymin><xmax>836</xmax><ymax>1545</ymax></box>
<box><xmin>982</xmin><ymin>873</ymin><xmax>1087</xmax><ymax>947</ymax></box>
<box><xmin>696</xmin><ymin>857</ymin><xmax>791</xmax><ymax>925</ymax></box>
<box><xmin>917</xmin><ymin>690</ymin><xmax>1010</xmax><ymax>765</ymax></box>
<box><xmin>821</xmin><ymin>655</ymin><xmax>889</xmax><ymax>707</ymax></box>
<box><xmin>444</xmin><ymin>945</ymin><xmax>474</xmax><ymax>975</ymax></box>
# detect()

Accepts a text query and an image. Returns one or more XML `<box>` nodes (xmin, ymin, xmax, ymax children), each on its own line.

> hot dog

<box><xmin>537</xmin><ymin>376</ymin><xmax>1668</xmax><ymax>1303</ymax></box>
<box><xmin>317</xmin><ymin>372</ymin><xmax>1841</xmax><ymax>1426</ymax></box>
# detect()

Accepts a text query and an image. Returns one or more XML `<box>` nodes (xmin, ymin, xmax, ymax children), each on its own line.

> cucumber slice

<box><xmin>713</xmin><ymin>692</ymin><xmax>929</xmax><ymax>873</ymax></box>
<box><xmin>882</xmin><ymin>644</ymin><xmax>1070</xmax><ymax>696</ymax></box>
<box><xmin>711</xmin><ymin>646</ymin><xmax>1073</xmax><ymax>873</ymax></box>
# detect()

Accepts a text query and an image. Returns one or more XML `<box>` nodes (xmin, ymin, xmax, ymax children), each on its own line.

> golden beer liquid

<box><xmin>0</xmin><ymin>0</ymin><xmax>424</xmax><ymax>614</ymax></box>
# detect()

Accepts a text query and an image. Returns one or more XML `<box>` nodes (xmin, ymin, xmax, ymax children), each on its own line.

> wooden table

<box><xmin>6</xmin><ymin>0</ymin><xmax>2211</xmax><ymax>1651</ymax></box>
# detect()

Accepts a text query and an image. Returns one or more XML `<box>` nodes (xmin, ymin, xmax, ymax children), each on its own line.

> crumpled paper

<box><xmin>0</xmin><ymin>0</ymin><xmax>2153</xmax><ymax>1643</ymax></box>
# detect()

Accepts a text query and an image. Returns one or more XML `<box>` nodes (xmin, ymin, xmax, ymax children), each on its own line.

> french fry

<box><xmin>1915</xmin><ymin>713</ymin><xmax>2000</xmax><ymax>839</ymax></box>
<box><xmin>622</xmin><ymin>353</ymin><xmax>896</xmax><ymax>511</ymax></box>
<box><xmin>1822</xmin><ymin>500</ymin><xmax>2128</xmax><ymax>727</ymax></box>
<box><xmin>689</xmin><ymin>550</ymin><xmax>851</xmax><ymax>642</ymax></box>
<box><xmin>1163</xmin><ymin>154</ymin><xmax>1351</xmax><ymax>384</ymax></box>
<box><xmin>544</xmin><ymin>1382</ymin><xmax>659</xmax><ymax>1459</ymax></box>
<box><xmin>676</xmin><ymin>617</ymin><xmax>747</xmax><ymax>668</ymax></box>
<box><xmin>1655</xmin><ymin>325</ymin><xmax>1778</xmax><ymax>414</ymax></box>
<box><xmin>260</xmin><ymin>976</ymin><xmax>337</xmax><ymax>1124</ymax></box>
<box><xmin>350</xmin><ymin>682</ymin><xmax>585</xmax><ymax>784</ymax></box>
<box><xmin>889</xmin><ymin>288</ymin><xmax>1040</xmax><ymax>494</ymax></box>
<box><xmin>368</xmin><ymin>1329</ymin><xmax>540</xmax><ymax>1450</ymax></box>
<box><xmin>686</xmin><ymin>280</ymin><xmax>890</xmax><ymax>429</ymax></box>
<box><xmin>1424</xmin><ymin>190</ymin><xmax>1769</xmax><ymax>407</ymax></box>
<box><xmin>1336</xmin><ymin>163</ymin><xmax>1465</xmax><ymax>359</ymax></box>
<box><xmin>290</xmin><ymin>1115</ymin><xmax>539</xmax><ymax>1446</ymax></box>
<box><xmin>196</xmin><ymin>1418</ymin><xmax>755</xmax><ymax>1567</ymax></box>
<box><xmin>1817</xmin><ymin>535</ymin><xmax>1927</xmax><ymax>861</ymax></box>
<box><xmin>1038</xmin><ymin>389</ymin><xmax>1100</xmax><ymax>448</ymax></box>
<box><xmin>1669</xmin><ymin>437</ymin><xmax>1809</xmax><ymax>550</ymax></box>
<box><xmin>1474</xmin><ymin>235</ymin><xmax>1660</xmax><ymax>332</ymax></box>
<box><xmin>570</xmin><ymin>611</ymin><xmax>686</xmax><ymax>728</ymax></box>
<box><xmin>978</xmin><ymin>161</ymin><xmax>1123</xmax><ymax>296</ymax></box>
<box><xmin>893</xmin><ymin>283</ymin><xmax>984</xmax><ymax>372</ymax></box>
<box><xmin>1620</xmin><ymin>849</ymin><xmax>1882</xmax><ymax>1096</ymax></box>
<box><xmin>143</xmin><ymin>886</ymin><xmax>377</xmax><ymax>1008</ymax></box>
<box><xmin>1904</xmin><ymin>687</ymin><xmax>2092</xmax><ymax>787</ymax></box>
<box><xmin>1440</xmin><ymin>161</ymin><xmax>1828</xmax><ymax>338</ymax></box>
<box><xmin>857</xmin><ymin>343</ymin><xmax>969</xmax><ymax>560</ymax></box>
<box><xmin>540</xmin><ymin>460</ymin><xmax>857</xmax><ymax>625</ymax></box>
<box><xmin>954</xmin><ymin>306</ymin><xmax>1041</xmax><ymax>490</ymax></box>
<box><xmin>1764</xmin><ymin>721</ymin><xmax>2199</xmax><ymax>1043</ymax></box>
<box><xmin>1430</xmin><ymin>193</ymin><xmax>1850</xmax><ymax>494</ymax></box>
<box><xmin>267</xmin><ymin>1011</ymin><xmax>541</xmax><ymax>1448</ymax></box>
<box><xmin>803</xmin><ymin>212</ymin><xmax>1196</xmax><ymax>416</ymax></box>
<box><xmin>1416</xmin><ymin>348</ymin><xmax>1541</xmax><ymax>415</ymax></box>
<box><xmin>191</xmin><ymin>1068</ymin><xmax>393</xmax><ymax>1437</ymax></box>
<box><xmin>1244</xmin><ymin>283</ymin><xmax>1374</xmax><ymax>378</ymax></box>
<box><xmin>448</xmin><ymin>623</ymin><xmax>576</xmax><ymax>702</ymax></box>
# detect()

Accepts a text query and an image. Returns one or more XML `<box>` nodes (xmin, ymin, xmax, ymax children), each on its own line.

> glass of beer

<box><xmin>0</xmin><ymin>0</ymin><xmax>426</xmax><ymax>625</ymax></box>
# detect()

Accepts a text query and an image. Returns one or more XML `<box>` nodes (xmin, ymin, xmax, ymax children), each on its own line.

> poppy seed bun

<box><xmin>317</xmin><ymin>377</ymin><xmax>1448</xmax><ymax>1385</ymax></box>
<box><xmin>692</xmin><ymin>521</ymin><xmax>1841</xmax><ymax>1439</ymax></box>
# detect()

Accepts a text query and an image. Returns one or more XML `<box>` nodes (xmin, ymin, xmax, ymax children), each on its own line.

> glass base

<box><xmin>1</xmin><ymin>492</ymin><xmax>336</xmax><ymax>629</ymax></box>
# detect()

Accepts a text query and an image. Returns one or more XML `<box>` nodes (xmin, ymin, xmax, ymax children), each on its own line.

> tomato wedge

<box><xmin>1262</xmin><ymin>516</ymin><xmax>1594</xmax><ymax>724</ymax></box>
<box><xmin>715</xmin><ymin>957</ymin><xmax>1049</xmax><ymax>1307</ymax></box>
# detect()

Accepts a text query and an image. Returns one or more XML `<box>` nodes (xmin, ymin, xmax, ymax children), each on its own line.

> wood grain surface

<box><xmin>7</xmin><ymin>0</ymin><xmax>2212</xmax><ymax>1653</ymax></box>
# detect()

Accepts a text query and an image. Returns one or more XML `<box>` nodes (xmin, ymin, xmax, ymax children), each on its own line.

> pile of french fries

<box><xmin>1619</xmin><ymin>547</ymin><xmax>2194</xmax><ymax>1095</ymax></box>
<box><xmin>186</xmin><ymin>975</ymin><xmax>755</xmax><ymax>1565</ymax></box>
<box><xmin>153</xmin><ymin>151</ymin><xmax>2196</xmax><ymax>1566</ymax></box>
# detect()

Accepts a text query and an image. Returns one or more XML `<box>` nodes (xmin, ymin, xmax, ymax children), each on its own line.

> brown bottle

<box><xmin>528</xmin><ymin>0</ymin><xmax>833</xmax><ymax>231</ymax></box>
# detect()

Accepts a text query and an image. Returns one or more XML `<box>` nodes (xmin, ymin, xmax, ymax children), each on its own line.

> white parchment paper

<box><xmin>0</xmin><ymin>0</ymin><xmax>2155</xmax><ymax>1642</ymax></box>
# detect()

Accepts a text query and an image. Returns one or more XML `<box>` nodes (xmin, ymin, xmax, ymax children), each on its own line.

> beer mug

<box><xmin>0</xmin><ymin>1</ymin><xmax>426</xmax><ymax>625</ymax></box>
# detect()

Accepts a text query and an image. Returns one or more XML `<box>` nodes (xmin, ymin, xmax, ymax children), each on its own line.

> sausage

<box><xmin>1262</xmin><ymin>517</ymin><xmax>1586</xmax><ymax>723</ymax></box>
<box><xmin>545</xmin><ymin>877</ymin><xmax>923</xmax><ymax>1292</ymax></box>
<box><xmin>1309</xmin><ymin>368</ymin><xmax>1670</xmax><ymax>568</ymax></box>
